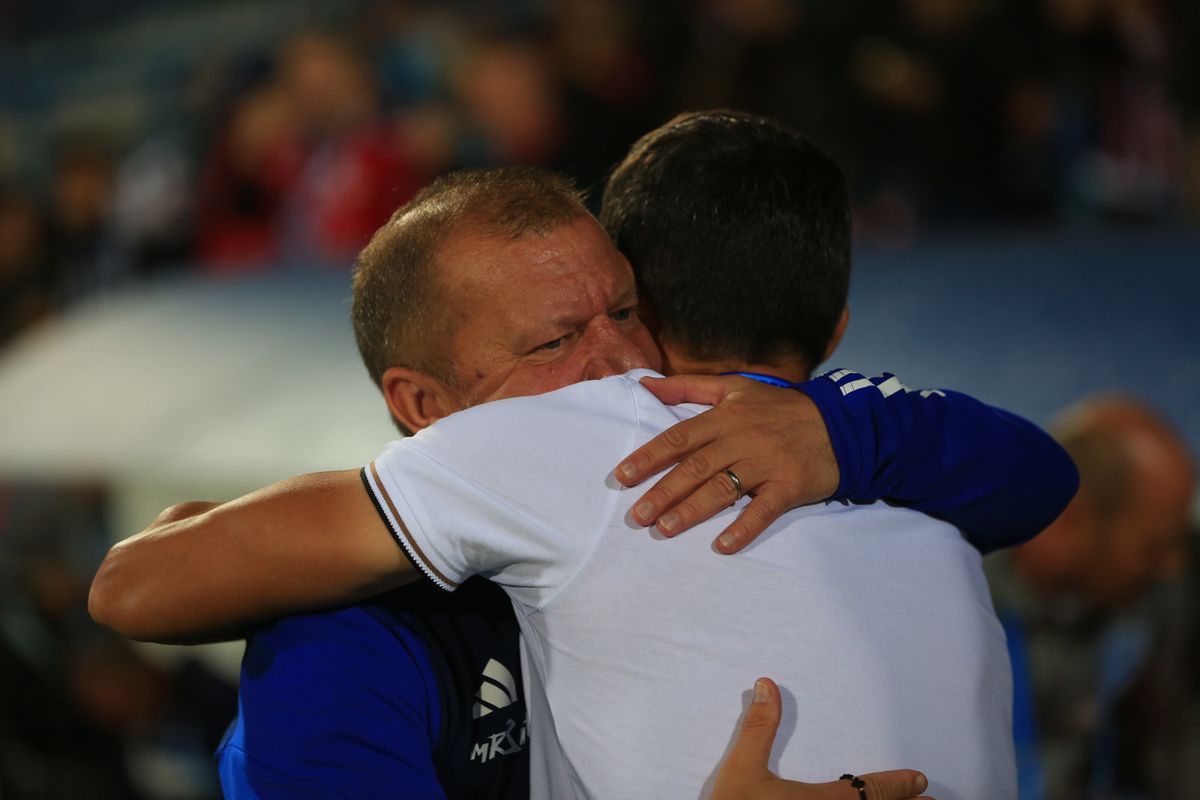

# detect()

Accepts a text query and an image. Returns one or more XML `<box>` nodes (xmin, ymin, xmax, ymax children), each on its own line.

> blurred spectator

<box><xmin>47</xmin><ymin>144</ymin><xmax>123</xmax><ymax>305</ymax></box>
<box><xmin>1112</xmin><ymin>527</ymin><xmax>1199</xmax><ymax>796</ymax></box>
<box><xmin>5</xmin><ymin>0</ymin><xmax>1198</xmax><ymax>276</ymax></box>
<box><xmin>673</xmin><ymin>0</ymin><xmax>807</xmax><ymax>114</ymax></box>
<box><xmin>1068</xmin><ymin>0</ymin><xmax>1182</xmax><ymax>221</ymax></box>
<box><xmin>452</xmin><ymin>36</ymin><xmax>566</xmax><ymax>168</ymax></box>
<box><xmin>841</xmin><ymin>0</ymin><xmax>1020</xmax><ymax>233</ymax></box>
<box><xmin>197</xmin><ymin>30</ymin><xmax>425</xmax><ymax>271</ymax></box>
<box><xmin>275</xmin><ymin>30</ymin><xmax>423</xmax><ymax>265</ymax></box>
<box><xmin>1181</xmin><ymin>524</ymin><xmax>1200</xmax><ymax>787</ymax></box>
<box><xmin>110</xmin><ymin>134</ymin><xmax>195</xmax><ymax>275</ymax></box>
<box><xmin>0</xmin><ymin>483</ymin><xmax>236</xmax><ymax>800</ymax></box>
<box><xmin>987</xmin><ymin>396</ymin><xmax>1195</xmax><ymax>800</ymax></box>
<box><xmin>548</xmin><ymin>0</ymin><xmax>662</xmax><ymax>191</ymax></box>
<box><xmin>1005</xmin><ymin>0</ymin><xmax>1183</xmax><ymax>222</ymax></box>
<box><xmin>360</xmin><ymin>3</ymin><xmax>465</xmax><ymax>178</ymax></box>
<box><xmin>194</xmin><ymin>83</ymin><xmax>306</xmax><ymax>269</ymax></box>
<box><xmin>0</xmin><ymin>190</ymin><xmax>52</xmax><ymax>345</ymax></box>
<box><xmin>360</xmin><ymin>1</ymin><xmax>461</xmax><ymax>108</ymax></box>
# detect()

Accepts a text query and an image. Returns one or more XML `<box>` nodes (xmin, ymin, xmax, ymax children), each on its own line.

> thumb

<box><xmin>639</xmin><ymin>374</ymin><xmax>735</xmax><ymax>407</ymax></box>
<box><xmin>854</xmin><ymin>769</ymin><xmax>930</xmax><ymax>800</ymax></box>
<box><xmin>723</xmin><ymin>677</ymin><xmax>782</xmax><ymax>777</ymax></box>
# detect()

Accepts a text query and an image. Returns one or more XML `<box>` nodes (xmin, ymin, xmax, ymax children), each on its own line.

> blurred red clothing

<box><xmin>195</xmin><ymin>126</ymin><xmax>306</xmax><ymax>272</ymax></box>
<box><xmin>282</xmin><ymin>123</ymin><xmax>423</xmax><ymax>266</ymax></box>
<box><xmin>197</xmin><ymin>123</ymin><xmax>421</xmax><ymax>271</ymax></box>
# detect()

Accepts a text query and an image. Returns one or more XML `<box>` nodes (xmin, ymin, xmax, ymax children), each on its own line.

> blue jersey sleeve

<box><xmin>797</xmin><ymin>369</ymin><xmax>1079</xmax><ymax>554</ymax></box>
<box><xmin>216</xmin><ymin>605</ymin><xmax>445</xmax><ymax>800</ymax></box>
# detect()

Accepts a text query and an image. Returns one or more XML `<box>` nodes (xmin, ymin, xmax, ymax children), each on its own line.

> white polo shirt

<box><xmin>364</xmin><ymin>369</ymin><xmax>1016</xmax><ymax>800</ymax></box>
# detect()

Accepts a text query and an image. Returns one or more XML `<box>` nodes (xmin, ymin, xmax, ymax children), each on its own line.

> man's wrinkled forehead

<box><xmin>407</xmin><ymin>212</ymin><xmax>655</xmax><ymax>402</ymax></box>
<box><xmin>432</xmin><ymin>212</ymin><xmax>625</xmax><ymax>305</ymax></box>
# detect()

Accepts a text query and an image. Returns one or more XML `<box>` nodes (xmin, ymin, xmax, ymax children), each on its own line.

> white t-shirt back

<box><xmin>365</xmin><ymin>369</ymin><xmax>1016</xmax><ymax>800</ymax></box>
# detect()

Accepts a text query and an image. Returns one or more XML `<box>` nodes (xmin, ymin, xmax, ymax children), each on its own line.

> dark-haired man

<box><xmin>93</xmin><ymin>117</ymin><xmax>1075</xmax><ymax>798</ymax></box>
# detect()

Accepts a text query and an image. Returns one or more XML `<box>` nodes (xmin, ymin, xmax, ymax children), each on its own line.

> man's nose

<box><xmin>582</xmin><ymin>319</ymin><xmax>650</xmax><ymax>380</ymax></box>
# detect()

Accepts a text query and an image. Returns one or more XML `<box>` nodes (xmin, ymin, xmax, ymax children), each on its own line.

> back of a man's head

<box><xmin>600</xmin><ymin>110</ymin><xmax>851</xmax><ymax>373</ymax></box>
<box><xmin>351</xmin><ymin>166</ymin><xmax>586</xmax><ymax>389</ymax></box>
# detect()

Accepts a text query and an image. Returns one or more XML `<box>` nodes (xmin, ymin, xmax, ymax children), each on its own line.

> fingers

<box><xmin>632</xmin><ymin>451</ymin><xmax>746</xmax><ymax>532</ymax></box>
<box><xmin>616</xmin><ymin>411</ymin><xmax>719</xmax><ymax>490</ymax></box>
<box><xmin>713</xmin><ymin>490</ymin><xmax>784</xmax><ymax>554</ymax></box>
<box><xmin>617</xmin><ymin>372</ymin><xmax>836</xmax><ymax>552</ymax></box>
<box><xmin>635</xmin><ymin>467</ymin><xmax>785</xmax><ymax>555</ymax></box>
<box><xmin>618</xmin><ymin>408</ymin><xmax>761</xmax><ymax>530</ymax></box>
<box><xmin>637</xmin><ymin>374</ymin><xmax>742</xmax><ymax>407</ymax></box>
<box><xmin>854</xmin><ymin>769</ymin><xmax>930</xmax><ymax>800</ymax></box>
<box><xmin>624</xmin><ymin>450</ymin><xmax>792</xmax><ymax>551</ymax></box>
<box><xmin>713</xmin><ymin>678</ymin><xmax>934</xmax><ymax>800</ymax></box>
<box><xmin>723</xmin><ymin>678</ymin><xmax>782</xmax><ymax>778</ymax></box>
<box><xmin>615</xmin><ymin>375</ymin><xmax>758</xmax><ymax>487</ymax></box>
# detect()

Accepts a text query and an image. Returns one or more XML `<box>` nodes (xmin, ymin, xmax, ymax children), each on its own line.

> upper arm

<box><xmin>90</xmin><ymin>469</ymin><xmax>419</xmax><ymax>643</ymax></box>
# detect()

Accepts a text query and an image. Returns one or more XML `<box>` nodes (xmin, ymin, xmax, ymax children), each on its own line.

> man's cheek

<box><xmin>536</xmin><ymin>365</ymin><xmax>577</xmax><ymax>394</ymax></box>
<box><xmin>499</xmin><ymin>365</ymin><xmax>573</xmax><ymax>399</ymax></box>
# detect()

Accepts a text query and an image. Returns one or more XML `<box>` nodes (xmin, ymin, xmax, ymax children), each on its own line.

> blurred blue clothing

<box><xmin>989</xmin><ymin>556</ymin><xmax>1162</xmax><ymax>800</ymax></box>
<box><xmin>217</xmin><ymin>578</ymin><xmax>527</xmax><ymax>800</ymax></box>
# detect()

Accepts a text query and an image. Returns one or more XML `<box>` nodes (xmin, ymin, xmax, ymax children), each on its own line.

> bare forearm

<box><xmin>90</xmin><ymin>500</ymin><xmax>223</xmax><ymax>642</ymax></box>
<box><xmin>89</xmin><ymin>470</ymin><xmax>415</xmax><ymax>643</ymax></box>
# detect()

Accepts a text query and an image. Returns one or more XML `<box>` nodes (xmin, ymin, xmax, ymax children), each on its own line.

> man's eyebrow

<box><xmin>511</xmin><ymin>314</ymin><xmax>574</xmax><ymax>349</ymax></box>
<box><xmin>539</xmin><ymin>286</ymin><xmax>640</xmax><ymax>329</ymax></box>
<box><xmin>609</xmin><ymin>285</ymin><xmax>639</xmax><ymax>310</ymax></box>
<box><xmin>521</xmin><ymin>285</ymin><xmax>641</xmax><ymax>339</ymax></box>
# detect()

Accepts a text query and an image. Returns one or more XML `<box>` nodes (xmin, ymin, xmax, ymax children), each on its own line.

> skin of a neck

<box><xmin>658</xmin><ymin>341</ymin><xmax>812</xmax><ymax>385</ymax></box>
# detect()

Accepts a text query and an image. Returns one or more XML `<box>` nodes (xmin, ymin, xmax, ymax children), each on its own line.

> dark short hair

<box><xmin>351</xmin><ymin>167</ymin><xmax>587</xmax><ymax>388</ymax></box>
<box><xmin>600</xmin><ymin>110</ymin><xmax>851</xmax><ymax>370</ymax></box>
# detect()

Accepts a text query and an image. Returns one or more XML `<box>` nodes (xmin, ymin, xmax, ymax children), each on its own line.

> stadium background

<box><xmin>0</xmin><ymin>1</ymin><xmax>1197</xmax><ymax>798</ymax></box>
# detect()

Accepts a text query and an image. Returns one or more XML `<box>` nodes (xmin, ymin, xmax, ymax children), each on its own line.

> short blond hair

<box><xmin>350</xmin><ymin>167</ymin><xmax>587</xmax><ymax>387</ymax></box>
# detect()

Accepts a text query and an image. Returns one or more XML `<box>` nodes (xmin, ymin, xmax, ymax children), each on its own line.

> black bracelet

<box><xmin>839</xmin><ymin>774</ymin><xmax>868</xmax><ymax>800</ymax></box>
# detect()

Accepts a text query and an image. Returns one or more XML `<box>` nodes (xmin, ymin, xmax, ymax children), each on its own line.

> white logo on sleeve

<box><xmin>472</xmin><ymin>658</ymin><xmax>518</xmax><ymax>719</ymax></box>
<box><xmin>828</xmin><ymin>370</ymin><xmax>946</xmax><ymax>399</ymax></box>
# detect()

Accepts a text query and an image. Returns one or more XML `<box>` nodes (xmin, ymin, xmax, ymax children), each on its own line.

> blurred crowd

<box><xmin>1</xmin><ymin>0</ymin><xmax>1199</xmax><ymax>349</ymax></box>
<box><xmin>0</xmin><ymin>1</ymin><xmax>1198</xmax><ymax>799</ymax></box>
<box><xmin>0</xmin><ymin>483</ymin><xmax>237</xmax><ymax>799</ymax></box>
<box><xmin>986</xmin><ymin>397</ymin><xmax>1198</xmax><ymax>799</ymax></box>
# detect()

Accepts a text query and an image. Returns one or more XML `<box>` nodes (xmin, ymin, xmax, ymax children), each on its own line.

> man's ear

<box><xmin>381</xmin><ymin>366</ymin><xmax>460</xmax><ymax>434</ymax></box>
<box><xmin>821</xmin><ymin>306</ymin><xmax>850</xmax><ymax>363</ymax></box>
